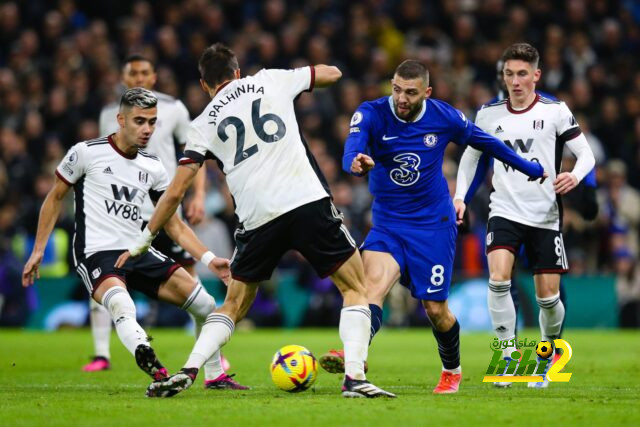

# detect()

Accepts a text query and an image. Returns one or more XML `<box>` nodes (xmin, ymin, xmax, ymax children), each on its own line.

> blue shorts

<box><xmin>361</xmin><ymin>224</ymin><xmax>457</xmax><ymax>301</ymax></box>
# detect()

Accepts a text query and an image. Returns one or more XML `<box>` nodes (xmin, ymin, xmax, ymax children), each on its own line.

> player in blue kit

<box><xmin>319</xmin><ymin>60</ymin><xmax>546</xmax><ymax>393</ymax></box>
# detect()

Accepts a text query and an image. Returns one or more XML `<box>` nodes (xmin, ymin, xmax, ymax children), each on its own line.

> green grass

<box><xmin>1</xmin><ymin>328</ymin><xmax>639</xmax><ymax>426</ymax></box>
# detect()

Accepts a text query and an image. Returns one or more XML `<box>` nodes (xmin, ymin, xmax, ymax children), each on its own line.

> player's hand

<box><xmin>453</xmin><ymin>199</ymin><xmax>466</xmax><ymax>225</ymax></box>
<box><xmin>554</xmin><ymin>172</ymin><xmax>578</xmax><ymax>195</ymax></box>
<box><xmin>22</xmin><ymin>251</ymin><xmax>43</xmax><ymax>287</ymax></box>
<box><xmin>185</xmin><ymin>192</ymin><xmax>206</xmax><ymax>225</ymax></box>
<box><xmin>351</xmin><ymin>153</ymin><xmax>375</xmax><ymax>175</ymax></box>
<box><xmin>116</xmin><ymin>227</ymin><xmax>156</xmax><ymax>269</ymax></box>
<box><xmin>208</xmin><ymin>257</ymin><xmax>231</xmax><ymax>285</ymax></box>
<box><xmin>528</xmin><ymin>171</ymin><xmax>548</xmax><ymax>184</ymax></box>
<box><xmin>114</xmin><ymin>251</ymin><xmax>131</xmax><ymax>269</ymax></box>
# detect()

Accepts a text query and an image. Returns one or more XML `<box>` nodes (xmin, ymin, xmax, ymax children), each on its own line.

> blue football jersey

<box><xmin>343</xmin><ymin>96</ymin><xmax>543</xmax><ymax>229</ymax></box>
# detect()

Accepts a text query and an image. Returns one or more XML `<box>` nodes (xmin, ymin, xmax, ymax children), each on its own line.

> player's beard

<box><xmin>395</xmin><ymin>100</ymin><xmax>423</xmax><ymax>122</ymax></box>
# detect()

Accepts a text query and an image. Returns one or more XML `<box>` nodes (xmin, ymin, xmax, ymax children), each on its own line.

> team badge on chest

<box><xmin>423</xmin><ymin>133</ymin><xmax>438</xmax><ymax>147</ymax></box>
<box><xmin>139</xmin><ymin>171</ymin><xmax>148</xmax><ymax>184</ymax></box>
<box><xmin>533</xmin><ymin>120</ymin><xmax>544</xmax><ymax>130</ymax></box>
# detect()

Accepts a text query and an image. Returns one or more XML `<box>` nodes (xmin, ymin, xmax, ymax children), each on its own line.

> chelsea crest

<box><xmin>424</xmin><ymin>133</ymin><xmax>438</xmax><ymax>147</ymax></box>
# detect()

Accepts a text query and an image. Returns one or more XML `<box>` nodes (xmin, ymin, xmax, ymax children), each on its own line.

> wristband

<box><xmin>200</xmin><ymin>250</ymin><xmax>216</xmax><ymax>266</ymax></box>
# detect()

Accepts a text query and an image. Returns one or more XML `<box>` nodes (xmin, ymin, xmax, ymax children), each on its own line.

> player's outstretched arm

<box><xmin>467</xmin><ymin>124</ymin><xmax>546</xmax><ymax>182</ymax></box>
<box><xmin>313</xmin><ymin>65</ymin><xmax>342</xmax><ymax>88</ymax></box>
<box><xmin>163</xmin><ymin>213</ymin><xmax>231</xmax><ymax>283</ymax></box>
<box><xmin>115</xmin><ymin>164</ymin><xmax>199</xmax><ymax>268</ymax></box>
<box><xmin>22</xmin><ymin>177</ymin><xmax>70</xmax><ymax>287</ymax></box>
<box><xmin>149</xmin><ymin>163</ymin><xmax>199</xmax><ymax>233</ymax></box>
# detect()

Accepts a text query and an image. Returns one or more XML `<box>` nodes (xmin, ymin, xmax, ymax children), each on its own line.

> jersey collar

<box><xmin>108</xmin><ymin>134</ymin><xmax>137</xmax><ymax>159</ymax></box>
<box><xmin>388</xmin><ymin>96</ymin><xmax>427</xmax><ymax>123</ymax></box>
<box><xmin>507</xmin><ymin>93</ymin><xmax>539</xmax><ymax>114</ymax></box>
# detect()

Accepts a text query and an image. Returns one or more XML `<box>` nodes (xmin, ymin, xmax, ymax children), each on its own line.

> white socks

<box><xmin>537</xmin><ymin>293</ymin><xmax>565</xmax><ymax>344</ymax></box>
<box><xmin>488</xmin><ymin>280</ymin><xmax>517</xmax><ymax>358</ymax></box>
<box><xmin>182</xmin><ymin>284</ymin><xmax>225</xmax><ymax>380</ymax></box>
<box><xmin>185</xmin><ymin>313</ymin><xmax>234</xmax><ymax>370</ymax></box>
<box><xmin>101</xmin><ymin>287</ymin><xmax>148</xmax><ymax>355</ymax></box>
<box><xmin>339</xmin><ymin>305</ymin><xmax>371</xmax><ymax>381</ymax></box>
<box><xmin>90</xmin><ymin>298</ymin><xmax>112</xmax><ymax>359</ymax></box>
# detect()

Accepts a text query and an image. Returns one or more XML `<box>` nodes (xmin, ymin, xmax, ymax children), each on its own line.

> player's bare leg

<box><xmin>329</xmin><ymin>251</ymin><xmax>395</xmax><ymax>398</ymax></box>
<box><xmin>529</xmin><ymin>273</ymin><xmax>563</xmax><ymax>388</ymax></box>
<box><xmin>146</xmin><ymin>278</ymin><xmax>257</xmax><ymax>397</ymax></box>
<box><xmin>422</xmin><ymin>300</ymin><xmax>462</xmax><ymax>393</ymax></box>
<box><xmin>93</xmin><ymin>278</ymin><xmax>168</xmax><ymax>381</ymax></box>
<box><xmin>320</xmin><ymin>250</ymin><xmax>400</xmax><ymax>374</ymax></box>
<box><xmin>487</xmin><ymin>249</ymin><xmax>518</xmax><ymax>387</ymax></box>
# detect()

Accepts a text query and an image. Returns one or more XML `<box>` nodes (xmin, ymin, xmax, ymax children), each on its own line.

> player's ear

<box><xmin>150</xmin><ymin>71</ymin><xmax>157</xmax><ymax>87</ymax></box>
<box><xmin>200</xmin><ymin>79</ymin><xmax>209</xmax><ymax>94</ymax></box>
<box><xmin>116</xmin><ymin>111</ymin><xmax>125</xmax><ymax>128</ymax></box>
<box><xmin>234</xmin><ymin>69</ymin><xmax>241</xmax><ymax>79</ymax></box>
<box><xmin>533</xmin><ymin>68</ymin><xmax>541</xmax><ymax>84</ymax></box>
<box><xmin>425</xmin><ymin>86</ymin><xmax>433</xmax><ymax>98</ymax></box>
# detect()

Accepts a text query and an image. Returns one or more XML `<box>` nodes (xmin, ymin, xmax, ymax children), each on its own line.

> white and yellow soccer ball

<box><xmin>270</xmin><ymin>345</ymin><xmax>318</xmax><ymax>392</ymax></box>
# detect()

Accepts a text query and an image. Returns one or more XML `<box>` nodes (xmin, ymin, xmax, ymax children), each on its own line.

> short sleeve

<box><xmin>262</xmin><ymin>67</ymin><xmax>314</xmax><ymax>98</ymax></box>
<box><xmin>173</xmin><ymin>100</ymin><xmax>191</xmax><ymax>146</ymax></box>
<box><xmin>556</xmin><ymin>102</ymin><xmax>581</xmax><ymax>143</ymax></box>
<box><xmin>149</xmin><ymin>161</ymin><xmax>169</xmax><ymax>193</ymax></box>
<box><xmin>179</xmin><ymin>125</ymin><xmax>211</xmax><ymax>166</ymax></box>
<box><xmin>55</xmin><ymin>143</ymin><xmax>87</xmax><ymax>185</ymax></box>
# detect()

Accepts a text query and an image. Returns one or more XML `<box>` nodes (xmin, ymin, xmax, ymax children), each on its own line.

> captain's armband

<box><xmin>179</xmin><ymin>150</ymin><xmax>205</xmax><ymax>167</ymax></box>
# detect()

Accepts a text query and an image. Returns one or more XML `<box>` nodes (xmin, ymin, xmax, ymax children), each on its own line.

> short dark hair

<box><xmin>501</xmin><ymin>43</ymin><xmax>539</xmax><ymax>69</ymax></box>
<box><xmin>122</xmin><ymin>54</ymin><xmax>155</xmax><ymax>70</ymax></box>
<box><xmin>119</xmin><ymin>87</ymin><xmax>157</xmax><ymax>111</ymax></box>
<box><xmin>394</xmin><ymin>60</ymin><xmax>429</xmax><ymax>86</ymax></box>
<box><xmin>198</xmin><ymin>43</ymin><xmax>239</xmax><ymax>87</ymax></box>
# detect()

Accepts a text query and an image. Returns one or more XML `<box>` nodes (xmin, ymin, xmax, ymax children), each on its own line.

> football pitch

<box><xmin>1</xmin><ymin>328</ymin><xmax>638</xmax><ymax>426</ymax></box>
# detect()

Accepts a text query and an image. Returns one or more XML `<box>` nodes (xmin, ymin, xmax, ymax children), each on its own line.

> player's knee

<box><xmin>220</xmin><ymin>289</ymin><xmax>254</xmax><ymax>321</ymax></box>
<box><xmin>424</xmin><ymin>301</ymin><xmax>451</xmax><ymax>324</ymax></box>
<box><xmin>102</xmin><ymin>287</ymin><xmax>136</xmax><ymax>324</ymax></box>
<box><xmin>183</xmin><ymin>285</ymin><xmax>216</xmax><ymax>321</ymax></box>
<box><xmin>489</xmin><ymin>270</ymin><xmax>512</xmax><ymax>282</ymax></box>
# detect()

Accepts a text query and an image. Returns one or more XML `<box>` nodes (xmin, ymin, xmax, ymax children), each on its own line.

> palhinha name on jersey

<box><xmin>208</xmin><ymin>84</ymin><xmax>265</xmax><ymax>126</ymax></box>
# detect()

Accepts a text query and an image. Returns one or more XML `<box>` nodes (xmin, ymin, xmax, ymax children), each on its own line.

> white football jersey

<box><xmin>56</xmin><ymin>135</ymin><xmax>169</xmax><ymax>263</ymax></box>
<box><xmin>99</xmin><ymin>91</ymin><xmax>190</xmax><ymax>219</ymax></box>
<box><xmin>474</xmin><ymin>95</ymin><xmax>582</xmax><ymax>230</ymax></box>
<box><xmin>183</xmin><ymin>67</ymin><xmax>329</xmax><ymax>230</ymax></box>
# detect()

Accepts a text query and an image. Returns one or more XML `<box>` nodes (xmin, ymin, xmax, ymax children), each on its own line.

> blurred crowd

<box><xmin>1</xmin><ymin>0</ymin><xmax>640</xmax><ymax>327</ymax></box>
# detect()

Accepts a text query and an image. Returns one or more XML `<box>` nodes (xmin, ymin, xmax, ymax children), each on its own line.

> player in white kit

<box><xmin>88</xmin><ymin>56</ymin><xmax>237</xmax><ymax>387</ymax></box>
<box><xmin>22</xmin><ymin>88</ymin><xmax>239</xmax><ymax>388</ymax></box>
<box><xmin>120</xmin><ymin>44</ymin><xmax>395</xmax><ymax>398</ymax></box>
<box><xmin>454</xmin><ymin>44</ymin><xmax>595</xmax><ymax>388</ymax></box>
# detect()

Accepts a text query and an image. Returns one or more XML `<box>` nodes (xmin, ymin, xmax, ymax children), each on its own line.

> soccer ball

<box><xmin>270</xmin><ymin>345</ymin><xmax>318</xmax><ymax>392</ymax></box>
<box><xmin>536</xmin><ymin>341</ymin><xmax>553</xmax><ymax>359</ymax></box>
